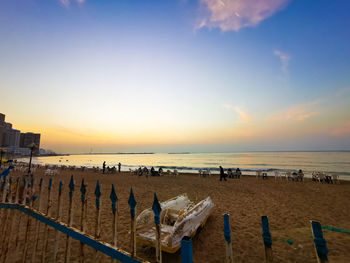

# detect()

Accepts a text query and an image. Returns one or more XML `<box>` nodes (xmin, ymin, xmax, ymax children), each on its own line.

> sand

<box><xmin>2</xmin><ymin>167</ymin><xmax>350</xmax><ymax>263</ymax></box>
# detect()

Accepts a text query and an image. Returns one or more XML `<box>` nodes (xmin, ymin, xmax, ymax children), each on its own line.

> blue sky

<box><xmin>0</xmin><ymin>0</ymin><xmax>349</xmax><ymax>153</ymax></box>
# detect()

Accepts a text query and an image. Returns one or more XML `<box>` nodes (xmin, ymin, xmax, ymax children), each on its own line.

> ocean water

<box><xmin>23</xmin><ymin>152</ymin><xmax>350</xmax><ymax>177</ymax></box>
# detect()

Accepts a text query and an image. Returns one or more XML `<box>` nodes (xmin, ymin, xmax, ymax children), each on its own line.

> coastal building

<box><xmin>2</xmin><ymin>129</ymin><xmax>21</xmax><ymax>147</ymax></box>
<box><xmin>20</xmin><ymin>132</ymin><xmax>41</xmax><ymax>153</ymax></box>
<box><xmin>0</xmin><ymin>113</ymin><xmax>41</xmax><ymax>155</ymax></box>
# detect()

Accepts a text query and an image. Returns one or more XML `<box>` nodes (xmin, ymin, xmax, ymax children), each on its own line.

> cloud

<box><xmin>223</xmin><ymin>104</ymin><xmax>252</xmax><ymax>123</ymax></box>
<box><xmin>274</xmin><ymin>50</ymin><xmax>290</xmax><ymax>75</ymax></box>
<box><xmin>60</xmin><ymin>0</ymin><xmax>85</xmax><ymax>7</ymax></box>
<box><xmin>196</xmin><ymin>0</ymin><xmax>290</xmax><ymax>31</ymax></box>
<box><xmin>269</xmin><ymin>100</ymin><xmax>322</xmax><ymax>122</ymax></box>
<box><xmin>235</xmin><ymin>107</ymin><xmax>252</xmax><ymax>123</ymax></box>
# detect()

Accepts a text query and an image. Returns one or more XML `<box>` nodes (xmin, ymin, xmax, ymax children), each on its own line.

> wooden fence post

<box><xmin>14</xmin><ymin>177</ymin><xmax>20</xmax><ymax>203</ymax></box>
<box><xmin>64</xmin><ymin>176</ymin><xmax>75</xmax><ymax>263</ymax></box>
<box><xmin>14</xmin><ymin>178</ymin><xmax>27</xmax><ymax>252</ymax></box>
<box><xmin>152</xmin><ymin>193</ymin><xmax>162</xmax><ymax>263</ymax></box>
<box><xmin>32</xmin><ymin>178</ymin><xmax>44</xmax><ymax>262</ymax></box>
<box><xmin>181</xmin><ymin>236</ymin><xmax>193</xmax><ymax>263</ymax></box>
<box><xmin>0</xmin><ymin>178</ymin><xmax>10</xmax><ymax>257</ymax></box>
<box><xmin>311</xmin><ymin>221</ymin><xmax>329</xmax><ymax>263</ymax></box>
<box><xmin>223</xmin><ymin>214</ymin><xmax>234</xmax><ymax>263</ymax></box>
<box><xmin>128</xmin><ymin>187</ymin><xmax>137</xmax><ymax>258</ymax></box>
<box><xmin>79</xmin><ymin>178</ymin><xmax>87</xmax><ymax>263</ymax></box>
<box><xmin>2</xmin><ymin>177</ymin><xmax>18</xmax><ymax>263</ymax></box>
<box><xmin>261</xmin><ymin>216</ymin><xmax>273</xmax><ymax>263</ymax></box>
<box><xmin>22</xmin><ymin>177</ymin><xmax>36</xmax><ymax>263</ymax></box>
<box><xmin>53</xmin><ymin>181</ymin><xmax>63</xmax><ymax>263</ymax></box>
<box><xmin>41</xmin><ymin>177</ymin><xmax>53</xmax><ymax>262</ymax></box>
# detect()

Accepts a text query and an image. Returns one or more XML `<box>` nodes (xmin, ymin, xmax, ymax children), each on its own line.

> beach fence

<box><xmin>0</xmin><ymin>175</ymin><xmax>152</xmax><ymax>263</ymax></box>
<box><xmin>0</xmin><ymin>173</ymin><xmax>331</xmax><ymax>263</ymax></box>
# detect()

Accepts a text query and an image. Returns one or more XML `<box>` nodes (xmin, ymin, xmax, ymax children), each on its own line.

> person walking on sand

<box><xmin>219</xmin><ymin>166</ymin><xmax>227</xmax><ymax>181</ymax></box>
<box><xmin>118</xmin><ymin>162</ymin><xmax>121</xmax><ymax>173</ymax></box>
<box><xmin>102</xmin><ymin>161</ymin><xmax>106</xmax><ymax>174</ymax></box>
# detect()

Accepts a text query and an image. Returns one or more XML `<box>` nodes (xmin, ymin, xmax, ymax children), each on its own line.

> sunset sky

<box><xmin>1</xmin><ymin>0</ymin><xmax>350</xmax><ymax>153</ymax></box>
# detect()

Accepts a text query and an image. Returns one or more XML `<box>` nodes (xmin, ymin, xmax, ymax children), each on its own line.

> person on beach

<box><xmin>102</xmin><ymin>161</ymin><xmax>106</xmax><ymax>174</ymax></box>
<box><xmin>298</xmin><ymin>169</ymin><xmax>304</xmax><ymax>181</ymax></box>
<box><xmin>219</xmin><ymin>166</ymin><xmax>227</xmax><ymax>181</ymax></box>
<box><xmin>236</xmin><ymin>168</ymin><xmax>242</xmax><ymax>179</ymax></box>
<box><xmin>118</xmin><ymin>162</ymin><xmax>121</xmax><ymax>173</ymax></box>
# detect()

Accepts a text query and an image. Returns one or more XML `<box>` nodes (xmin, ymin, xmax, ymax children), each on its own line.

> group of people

<box><xmin>134</xmin><ymin>166</ymin><xmax>163</xmax><ymax>177</ymax></box>
<box><xmin>102</xmin><ymin>161</ymin><xmax>121</xmax><ymax>174</ymax></box>
<box><xmin>219</xmin><ymin>166</ymin><xmax>242</xmax><ymax>181</ymax></box>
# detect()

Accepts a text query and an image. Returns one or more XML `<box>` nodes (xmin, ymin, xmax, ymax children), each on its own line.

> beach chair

<box><xmin>202</xmin><ymin>169</ymin><xmax>210</xmax><ymax>177</ymax></box>
<box><xmin>332</xmin><ymin>174</ymin><xmax>340</xmax><ymax>184</ymax></box>
<box><xmin>274</xmin><ymin>171</ymin><xmax>281</xmax><ymax>180</ymax></box>
<box><xmin>256</xmin><ymin>170</ymin><xmax>262</xmax><ymax>178</ymax></box>
<box><xmin>173</xmin><ymin>170</ymin><xmax>179</xmax><ymax>177</ymax></box>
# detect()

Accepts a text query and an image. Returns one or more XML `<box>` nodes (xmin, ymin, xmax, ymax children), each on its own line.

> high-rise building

<box><xmin>0</xmin><ymin>113</ymin><xmax>5</xmax><ymax>123</ymax></box>
<box><xmin>3</xmin><ymin>129</ymin><xmax>21</xmax><ymax>147</ymax></box>
<box><xmin>0</xmin><ymin>113</ymin><xmax>41</xmax><ymax>155</ymax></box>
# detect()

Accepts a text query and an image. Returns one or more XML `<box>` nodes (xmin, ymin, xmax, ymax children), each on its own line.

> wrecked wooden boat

<box><xmin>136</xmin><ymin>193</ymin><xmax>215</xmax><ymax>253</ymax></box>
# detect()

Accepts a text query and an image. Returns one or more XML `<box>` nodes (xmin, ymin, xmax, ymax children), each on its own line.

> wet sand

<box><xmin>5</xmin><ymin>168</ymin><xmax>350</xmax><ymax>262</ymax></box>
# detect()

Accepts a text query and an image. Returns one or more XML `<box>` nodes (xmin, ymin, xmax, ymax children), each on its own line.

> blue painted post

<box><xmin>311</xmin><ymin>221</ymin><xmax>329</xmax><ymax>263</ymax></box>
<box><xmin>80</xmin><ymin>178</ymin><xmax>87</xmax><ymax>263</ymax></box>
<box><xmin>152</xmin><ymin>193</ymin><xmax>162</xmax><ymax>263</ymax></box>
<box><xmin>53</xmin><ymin>181</ymin><xmax>63</xmax><ymax>263</ymax></box>
<box><xmin>42</xmin><ymin>178</ymin><xmax>54</xmax><ymax>262</ymax></box>
<box><xmin>110</xmin><ymin>184</ymin><xmax>118</xmax><ymax>263</ymax></box>
<box><xmin>128</xmin><ymin>187</ymin><xmax>137</xmax><ymax>257</ymax></box>
<box><xmin>181</xmin><ymin>236</ymin><xmax>193</xmax><ymax>263</ymax></box>
<box><xmin>223</xmin><ymin>214</ymin><xmax>234</xmax><ymax>263</ymax></box>
<box><xmin>261</xmin><ymin>216</ymin><xmax>273</xmax><ymax>263</ymax></box>
<box><xmin>94</xmin><ymin>180</ymin><xmax>101</xmax><ymax>238</ymax></box>
<box><xmin>110</xmin><ymin>184</ymin><xmax>118</xmax><ymax>247</ymax></box>
<box><xmin>65</xmin><ymin>175</ymin><xmax>75</xmax><ymax>263</ymax></box>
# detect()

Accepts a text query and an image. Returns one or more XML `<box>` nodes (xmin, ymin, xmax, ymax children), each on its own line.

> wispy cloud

<box><xmin>223</xmin><ymin>104</ymin><xmax>252</xmax><ymax>123</ymax></box>
<box><xmin>60</xmin><ymin>0</ymin><xmax>85</xmax><ymax>7</ymax></box>
<box><xmin>196</xmin><ymin>0</ymin><xmax>290</xmax><ymax>31</ymax></box>
<box><xmin>269</xmin><ymin>100</ymin><xmax>322</xmax><ymax>122</ymax></box>
<box><xmin>274</xmin><ymin>50</ymin><xmax>290</xmax><ymax>75</ymax></box>
<box><xmin>235</xmin><ymin>106</ymin><xmax>252</xmax><ymax>123</ymax></box>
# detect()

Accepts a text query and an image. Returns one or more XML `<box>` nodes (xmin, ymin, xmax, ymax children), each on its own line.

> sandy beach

<box><xmin>4</xmin><ymin>167</ymin><xmax>350</xmax><ymax>263</ymax></box>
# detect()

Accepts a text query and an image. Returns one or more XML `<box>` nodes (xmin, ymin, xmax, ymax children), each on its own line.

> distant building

<box><xmin>0</xmin><ymin>113</ymin><xmax>41</xmax><ymax>155</ymax></box>
<box><xmin>0</xmin><ymin>113</ymin><xmax>4</xmax><ymax>123</ymax></box>
<box><xmin>2</xmin><ymin>129</ymin><xmax>21</xmax><ymax>147</ymax></box>
<box><xmin>20</xmin><ymin>132</ymin><xmax>41</xmax><ymax>153</ymax></box>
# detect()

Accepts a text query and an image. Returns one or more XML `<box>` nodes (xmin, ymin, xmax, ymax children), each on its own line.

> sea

<box><xmin>21</xmin><ymin>151</ymin><xmax>350</xmax><ymax>178</ymax></box>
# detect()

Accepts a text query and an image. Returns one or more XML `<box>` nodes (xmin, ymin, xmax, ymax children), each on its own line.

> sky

<box><xmin>1</xmin><ymin>0</ymin><xmax>350</xmax><ymax>153</ymax></box>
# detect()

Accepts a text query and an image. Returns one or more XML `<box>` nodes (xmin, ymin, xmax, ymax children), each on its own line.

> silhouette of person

<box><xmin>118</xmin><ymin>162</ymin><xmax>121</xmax><ymax>173</ymax></box>
<box><xmin>102</xmin><ymin>161</ymin><xmax>106</xmax><ymax>174</ymax></box>
<box><xmin>219</xmin><ymin>166</ymin><xmax>227</xmax><ymax>181</ymax></box>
